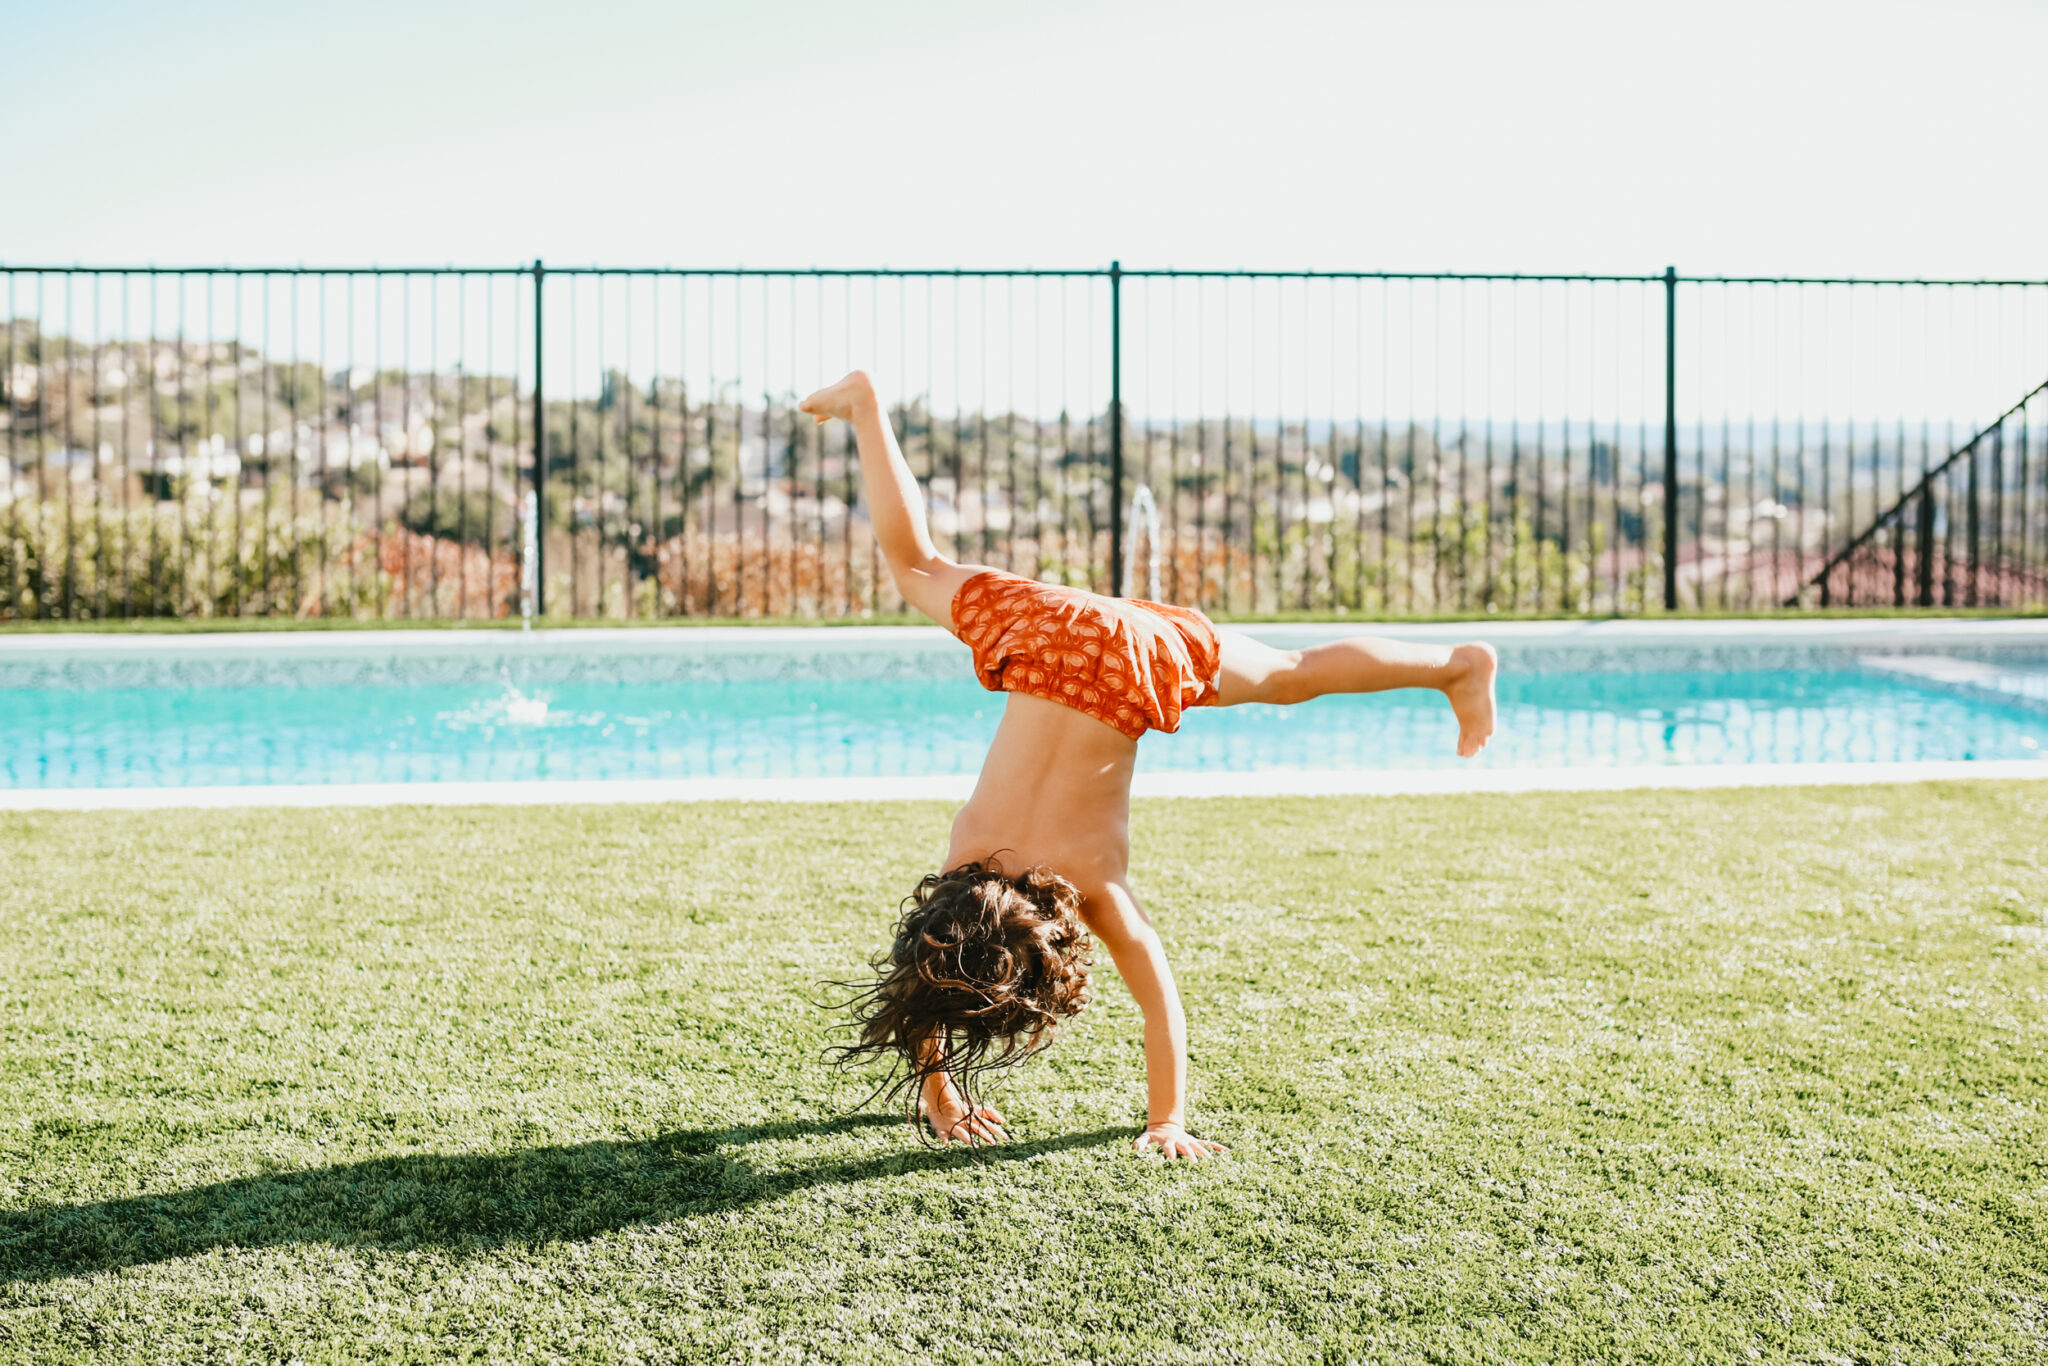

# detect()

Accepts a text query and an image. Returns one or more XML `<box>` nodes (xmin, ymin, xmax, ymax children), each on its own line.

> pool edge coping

<box><xmin>8</xmin><ymin>760</ymin><xmax>2046</xmax><ymax>810</ymax></box>
<box><xmin>7</xmin><ymin>616</ymin><xmax>2048</xmax><ymax>653</ymax></box>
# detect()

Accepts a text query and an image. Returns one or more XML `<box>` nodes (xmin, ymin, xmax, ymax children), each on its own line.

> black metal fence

<box><xmin>4</xmin><ymin>263</ymin><xmax>2045</xmax><ymax>622</ymax></box>
<box><xmin>1804</xmin><ymin>378</ymin><xmax>2048</xmax><ymax>609</ymax></box>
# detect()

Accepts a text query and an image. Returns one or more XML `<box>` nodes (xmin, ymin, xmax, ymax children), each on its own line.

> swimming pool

<box><xmin>5</xmin><ymin>619</ymin><xmax>2047</xmax><ymax>806</ymax></box>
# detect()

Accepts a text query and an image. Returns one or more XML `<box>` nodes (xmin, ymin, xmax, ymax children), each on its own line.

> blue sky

<box><xmin>5</xmin><ymin>0</ymin><xmax>2043</xmax><ymax>276</ymax></box>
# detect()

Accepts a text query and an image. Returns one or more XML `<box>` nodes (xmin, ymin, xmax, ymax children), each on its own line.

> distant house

<box><xmin>321</xmin><ymin>426</ymin><xmax>389</xmax><ymax>473</ymax></box>
<box><xmin>139</xmin><ymin>435</ymin><xmax>245</xmax><ymax>497</ymax></box>
<box><xmin>42</xmin><ymin>447</ymin><xmax>103</xmax><ymax>483</ymax></box>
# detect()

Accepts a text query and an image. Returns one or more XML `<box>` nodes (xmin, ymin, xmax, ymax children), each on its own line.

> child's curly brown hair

<box><xmin>830</xmin><ymin>857</ymin><xmax>1093</xmax><ymax>1115</ymax></box>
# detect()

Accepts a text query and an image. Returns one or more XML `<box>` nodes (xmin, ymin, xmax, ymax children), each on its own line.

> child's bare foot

<box><xmin>797</xmin><ymin>370</ymin><xmax>876</xmax><ymax>425</ymax></box>
<box><xmin>1445</xmin><ymin>641</ymin><xmax>1498</xmax><ymax>757</ymax></box>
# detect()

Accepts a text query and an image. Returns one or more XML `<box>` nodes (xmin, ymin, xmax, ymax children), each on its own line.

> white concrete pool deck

<box><xmin>7</xmin><ymin>615</ymin><xmax>2046</xmax><ymax>810</ymax></box>
<box><xmin>5</xmin><ymin>760</ymin><xmax>2046</xmax><ymax>811</ymax></box>
<box><xmin>7</xmin><ymin>614</ymin><xmax>2048</xmax><ymax>652</ymax></box>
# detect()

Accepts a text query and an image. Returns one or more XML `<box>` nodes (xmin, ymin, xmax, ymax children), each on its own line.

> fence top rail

<box><xmin>1112</xmin><ymin>269</ymin><xmax>1665</xmax><ymax>282</ymax></box>
<box><xmin>538</xmin><ymin>266</ymin><xmax>1114</xmax><ymax>278</ymax></box>
<box><xmin>1681</xmin><ymin>274</ymin><xmax>2048</xmax><ymax>287</ymax></box>
<box><xmin>0</xmin><ymin>264</ymin><xmax>1107</xmax><ymax>279</ymax></box>
<box><xmin>0</xmin><ymin>265</ymin><xmax>537</xmax><ymax>276</ymax></box>
<box><xmin>4</xmin><ymin>264</ymin><xmax>2046</xmax><ymax>287</ymax></box>
<box><xmin>1122</xmin><ymin>271</ymin><xmax>2048</xmax><ymax>286</ymax></box>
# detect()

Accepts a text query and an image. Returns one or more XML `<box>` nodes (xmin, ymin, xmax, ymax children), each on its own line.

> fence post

<box><xmin>1662</xmin><ymin>265</ymin><xmax>1679</xmax><ymax>613</ymax></box>
<box><xmin>531</xmin><ymin>259</ymin><xmax>546</xmax><ymax>616</ymax></box>
<box><xmin>1965</xmin><ymin>442</ymin><xmax>1981</xmax><ymax>607</ymax></box>
<box><xmin>1108</xmin><ymin>260</ymin><xmax>1125</xmax><ymax>597</ymax></box>
<box><xmin>1915</xmin><ymin>485</ymin><xmax>1935</xmax><ymax>607</ymax></box>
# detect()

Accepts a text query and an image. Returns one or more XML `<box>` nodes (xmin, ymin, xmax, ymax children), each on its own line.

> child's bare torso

<box><xmin>945</xmin><ymin>690</ymin><xmax>1137</xmax><ymax>894</ymax></box>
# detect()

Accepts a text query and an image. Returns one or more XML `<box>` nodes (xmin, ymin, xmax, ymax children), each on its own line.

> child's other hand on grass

<box><xmin>1135</xmin><ymin>1121</ymin><xmax>1226</xmax><ymax>1161</ymax></box>
<box><xmin>922</xmin><ymin>1098</ymin><xmax>1008</xmax><ymax>1146</ymax></box>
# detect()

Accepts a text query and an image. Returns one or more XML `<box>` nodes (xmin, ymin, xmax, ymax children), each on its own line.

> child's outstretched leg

<box><xmin>1215</xmin><ymin>633</ymin><xmax>1498</xmax><ymax>757</ymax></box>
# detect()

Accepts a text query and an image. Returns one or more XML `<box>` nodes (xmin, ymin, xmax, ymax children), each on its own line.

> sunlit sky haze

<box><xmin>5</xmin><ymin>0</ymin><xmax>2045</xmax><ymax>279</ymax></box>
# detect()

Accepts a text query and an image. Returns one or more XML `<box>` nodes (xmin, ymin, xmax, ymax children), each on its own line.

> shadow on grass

<box><xmin>2</xmin><ymin>1114</ymin><xmax>1127</xmax><ymax>1283</ymax></box>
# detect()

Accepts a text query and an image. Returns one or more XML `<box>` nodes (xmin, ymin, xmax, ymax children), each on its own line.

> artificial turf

<box><xmin>1</xmin><ymin>785</ymin><xmax>2043</xmax><ymax>1364</ymax></box>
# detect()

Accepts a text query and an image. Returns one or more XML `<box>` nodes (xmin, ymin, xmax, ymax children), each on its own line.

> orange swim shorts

<box><xmin>949</xmin><ymin>569</ymin><xmax>1222</xmax><ymax>739</ymax></box>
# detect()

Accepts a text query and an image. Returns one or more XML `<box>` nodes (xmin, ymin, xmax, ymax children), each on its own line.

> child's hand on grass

<box><xmin>1135</xmin><ymin>1121</ymin><xmax>1226</xmax><ymax>1161</ymax></box>
<box><xmin>923</xmin><ymin>1098</ymin><xmax>1009</xmax><ymax>1146</ymax></box>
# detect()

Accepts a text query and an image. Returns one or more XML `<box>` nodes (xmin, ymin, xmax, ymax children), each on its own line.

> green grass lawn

<box><xmin>2</xmin><ymin>786</ymin><xmax>2044</xmax><ymax>1364</ymax></box>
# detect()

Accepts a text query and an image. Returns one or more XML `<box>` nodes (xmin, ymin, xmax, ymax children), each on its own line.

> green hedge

<box><xmin>0</xmin><ymin>496</ymin><xmax>388</xmax><ymax>620</ymax></box>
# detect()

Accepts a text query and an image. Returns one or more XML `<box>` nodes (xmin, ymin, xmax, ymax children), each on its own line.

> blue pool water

<box><xmin>5</xmin><ymin>628</ymin><xmax>2048</xmax><ymax>790</ymax></box>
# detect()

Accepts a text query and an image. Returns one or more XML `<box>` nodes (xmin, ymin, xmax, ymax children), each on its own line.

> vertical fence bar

<box><xmin>314</xmin><ymin>275</ymin><xmax>327</xmax><ymax>615</ymax></box>
<box><xmin>4</xmin><ymin>276</ymin><xmax>14</xmax><ymax>615</ymax></box>
<box><xmin>650</xmin><ymin>276</ymin><xmax>662</xmax><ymax>617</ymax></box>
<box><xmin>1915</xmin><ymin>485</ymin><xmax>1935</xmax><ymax>606</ymax></box>
<box><xmin>593</xmin><ymin>277</ymin><xmax>606</xmax><ymax>617</ymax></box>
<box><xmin>1990</xmin><ymin>418</ymin><xmax>2005</xmax><ymax>605</ymax></box>
<box><xmin>741</xmin><ymin>272</ymin><xmax>752</xmax><ymax>615</ymax></box>
<box><xmin>759</xmin><ymin>274</ymin><xmax>772</xmax><ymax>618</ymax></box>
<box><xmin>1402</xmin><ymin>280</ymin><xmax>1415</xmax><ymax>614</ymax></box>
<box><xmin>1539</xmin><ymin>277</ymin><xmax>1550</xmax><ymax>612</ymax></box>
<box><xmin>569</xmin><ymin>276</ymin><xmax>581</xmax><ymax>615</ymax></box>
<box><xmin>367</xmin><ymin>276</ymin><xmax>381</xmax><ymax>618</ymax></box>
<box><xmin>61</xmin><ymin>273</ymin><xmax>75</xmax><ymax>618</ymax></box>
<box><xmin>254</xmin><ymin>274</ymin><xmax>269</xmax><ymax>618</ymax></box>
<box><xmin>1662</xmin><ymin>265</ymin><xmax>1679</xmax><ymax>611</ymax></box>
<box><xmin>704</xmin><ymin>277</ymin><xmax>718</xmax><ymax>617</ymax></box>
<box><xmin>400</xmin><ymin>273</ymin><xmax>415</xmax><ymax>619</ymax></box>
<box><xmin>530</xmin><ymin>260</ymin><xmax>545</xmax><ymax>616</ymax></box>
<box><xmin>1965</xmin><ymin>439</ymin><xmax>1981</xmax><ymax>606</ymax></box>
<box><xmin>92</xmin><ymin>273</ymin><xmax>106</xmax><ymax>619</ymax></box>
<box><xmin>1108</xmin><ymin>260</ymin><xmax>1125</xmax><ymax>597</ymax></box>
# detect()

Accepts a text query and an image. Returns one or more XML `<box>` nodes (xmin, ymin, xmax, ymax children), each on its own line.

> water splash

<box><xmin>503</xmin><ymin>689</ymin><xmax>549</xmax><ymax>725</ymax></box>
<box><xmin>520</xmin><ymin>488</ymin><xmax>539</xmax><ymax>632</ymax></box>
<box><xmin>437</xmin><ymin>684</ymin><xmax>553</xmax><ymax>730</ymax></box>
<box><xmin>1125</xmin><ymin>484</ymin><xmax>1161</xmax><ymax>600</ymax></box>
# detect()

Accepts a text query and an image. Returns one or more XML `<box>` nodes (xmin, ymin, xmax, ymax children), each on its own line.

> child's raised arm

<box><xmin>798</xmin><ymin>371</ymin><xmax>987</xmax><ymax>626</ymax></box>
